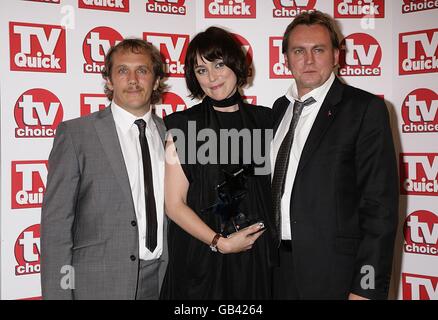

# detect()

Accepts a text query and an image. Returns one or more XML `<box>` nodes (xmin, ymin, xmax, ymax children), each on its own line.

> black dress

<box><xmin>160</xmin><ymin>97</ymin><xmax>275</xmax><ymax>299</ymax></box>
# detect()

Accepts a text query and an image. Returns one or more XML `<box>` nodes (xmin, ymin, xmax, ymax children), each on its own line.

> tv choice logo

<box><xmin>339</xmin><ymin>33</ymin><xmax>382</xmax><ymax>76</ymax></box>
<box><xmin>232</xmin><ymin>33</ymin><xmax>253</xmax><ymax>78</ymax></box>
<box><xmin>402</xmin><ymin>0</ymin><xmax>438</xmax><ymax>13</ymax></box>
<box><xmin>272</xmin><ymin>0</ymin><xmax>317</xmax><ymax>18</ymax></box>
<box><xmin>78</xmin><ymin>0</ymin><xmax>130</xmax><ymax>12</ymax></box>
<box><xmin>146</xmin><ymin>0</ymin><xmax>186</xmax><ymax>15</ymax></box>
<box><xmin>399</xmin><ymin>29</ymin><xmax>438</xmax><ymax>75</ymax></box>
<box><xmin>401</xmin><ymin>88</ymin><xmax>438</xmax><ymax>133</ymax></box>
<box><xmin>9</xmin><ymin>22</ymin><xmax>66</xmax><ymax>73</ymax></box>
<box><xmin>400</xmin><ymin>153</ymin><xmax>438</xmax><ymax>196</ymax></box>
<box><xmin>404</xmin><ymin>210</ymin><xmax>438</xmax><ymax>256</ymax></box>
<box><xmin>144</xmin><ymin>32</ymin><xmax>189</xmax><ymax>78</ymax></box>
<box><xmin>15</xmin><ymin>224</ymin><xmax>41</xmax><ymax>276</ymax></box>
<box><xmin>155</xmin><ymin>92</ymin><xmax>187</xmax><ymax>118</ymax></box>
<box><xmin>14</xmin><ymin>88</ymin><xmax>64</xmax><ymax>138</ymax></box>
<box><xmin>205</xmin><ymin>0</ymin><xmax>256</xmax><ymax>18</ymax></box>
<box><xmin>269</xmin><ymin>36</ymin><xmax>293</xmax><ymax>79</ymax></box>
<box><xmin>80</xmin><ymin>94</ymin><xmax>109</xmax><ymax>116</ymax></box>
<box><xmin>11</xmin><ymin>161</ymin><xmax>48</xmax><ymax>209</ymax></box>
<box><xmin>83</xmin><ymin>26</ymin><xmax>123</xmax><ymax>74</ymax></box>
<box><xmin>402</xmin><ymin>273</ymin><xmax>438</xmax><ymax>300</ymax></box>
<box><xmin>334</xmin><ymin>0</ymin><xmax>385</xmax><ymax>18</ymax></box>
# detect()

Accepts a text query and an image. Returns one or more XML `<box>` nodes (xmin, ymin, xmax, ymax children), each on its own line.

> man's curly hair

<box><xmin>101</xmin><ymin>38</ymin><xmax>166</xmax><ymax>104</ymax></box>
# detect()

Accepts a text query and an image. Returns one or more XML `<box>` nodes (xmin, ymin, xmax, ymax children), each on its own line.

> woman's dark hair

<box><xmin>101</xmin><ymin>38</ymin><xmax>166</xmax><ymax>104</ymax></box>
<box><xmin>184</xmin><ymin>26</ymin><xmax>248</xmax><ymax>99</ymax></box>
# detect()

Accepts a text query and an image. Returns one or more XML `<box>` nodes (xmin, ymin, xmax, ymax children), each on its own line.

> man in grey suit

<box><xmin>41</xmin><ymin>39</ymin><xmax>168</xmax><ymax>299</ymax></box>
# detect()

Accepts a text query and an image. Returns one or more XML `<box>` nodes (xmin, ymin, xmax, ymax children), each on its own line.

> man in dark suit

<box><xmin>41</xmin><ymin>39</ymin><xmax>167</xmax><ymax>299</ymax></box>
<box><xmin>271</xmin><ymin>11</ymin><xmax>399</xmax><ymax>300</ymax></box>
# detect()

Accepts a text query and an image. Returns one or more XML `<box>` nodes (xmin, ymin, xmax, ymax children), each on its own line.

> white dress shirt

<box><xmin>111</xmin><ymin>102</ymin><xmax>164</xmax><ymax>261</ymax></box>
<box><xmin>271</xmin><ymin>73</ymin><xmax>335</xmax><ymax>240</ymax></box>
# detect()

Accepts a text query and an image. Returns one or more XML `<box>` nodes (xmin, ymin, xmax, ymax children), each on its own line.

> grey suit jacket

<box><xmin>40</xmin><ymin>106</ymin><xmax>168</xmax><ymax>300</ymax></box>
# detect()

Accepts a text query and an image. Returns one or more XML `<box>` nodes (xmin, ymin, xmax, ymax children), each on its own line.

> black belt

<box><xmin>280</xmin><ymin>240</ymin><xmax>292</xmax><ymax>251</ymax></box>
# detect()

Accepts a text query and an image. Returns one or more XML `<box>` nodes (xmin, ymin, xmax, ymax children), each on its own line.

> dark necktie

<box><xmin>272</xmin><ymin>97</ymin><xmax>316</xmax><ymax>241</ymax></box>
<box><xmin>134</xmin><ymin>119</ymin><xmax>157</xmax><ymax>252</ymax></box>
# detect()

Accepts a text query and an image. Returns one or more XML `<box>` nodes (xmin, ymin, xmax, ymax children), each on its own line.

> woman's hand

<box><xmin>216</xmin><ymin>223</ymin><xmax>266</xmax><ymax>254</ymax></box>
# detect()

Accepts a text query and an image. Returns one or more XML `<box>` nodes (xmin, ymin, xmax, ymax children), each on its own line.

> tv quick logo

<box><xmin>15</xmin><ymin>224</ymin><xmax>41</xmax><ymax>276</ymax></box>
<box><xmin>146</xmin><ymin>0</ymin><xmax>186</xmax><ymax>15</ymax></box>
<box><xmin>12</xmin><ymin>161</ymin><xmax>48</xmax><ymax>209</ymax></box>
<box><xmin>401</xmin><ymin>88</ymin><xmax>438</xmax><ymax>133</ymax></box>
<box><xmin>9</xmin><ymin>22</ymin><xmax>66</xmax><ymax>73</ymax></box>
<box><xmin>80</xmin><ymin>94</ymin><xmax>109</xmax><ymax>116</ymax></box>
<box><xmin>400</xmin><ymin>153</ymin><xmax>438</xmax><ymax>196</ymax></box>
<box><xmin>400</xmin><ymin>29</ymin><xmax>438</xmax><ymax>75</ymax></box>
<box><xmin>242</xmin><ymin>96</ymin><xmax>257</xmax><ymax>105</ymax></box>
<box><xmin>232</xmin><ymin>33</ymin><xmax>253</xmax><ymax>78</ymax></box>
<box><xmin>14</xmin><ymin>88</ymin><xmax>63</xmax><ymax>138</ymax></box>
<box><xmin>272</xmin><ymin>0</ymin><xmax>317</xmax><ymax>18</ymax></box>
<box><xmin>404</xmin><ymin>210</ymin><xmax>438</xmax><ymax>256</ymax></box>
<box><xmin>403</xmin><ymin>273</ymin><xmax>438</xmax><ymax>300</ymax></box>
<box><xmin>205</xmin><ymin>0</ymin><xmax>256</xmax><ymax>18</ymax></box>
<box><xmin>83</xmin><ymin>26</ymin><xmax>123</xmax><ymax>74</ymax></box>
<box><xmin>334</xmin><ymin>0</ymin><xmax>384</xmax><ymax>18</ymax></box>
<box><xmin>144</xmin><ymin>32</ymin><xmax>189</xmax><ymax>78</ymax></box>
<box><xmin>269</xmin><ymin>36</ymin><xmax>293</xmax><ymax>79</ymax></box>
<box><xmin>155</xmin><ymin>92</ymin><xmax>187</xmax><ymax>118</ymax></box>
<box><xmin>78</xmin><ymin>0</ymin><xmax>130</xmax><ymax>12</ymax></box>
<box><xmin>402</xmin><ymin>0</ymin><xmax>438</xmax><ymax>14</ymax></box>
<box><xmin>339</xmin><ymin>33</ymin><xmax>382</xmax><ymax>76</ymax></box>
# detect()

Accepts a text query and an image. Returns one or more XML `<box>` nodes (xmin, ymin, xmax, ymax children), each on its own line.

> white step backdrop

<box><xmin>0</xmin><ymin>0</ymin><xmax>437</xmax><ymax>300</ymax></box>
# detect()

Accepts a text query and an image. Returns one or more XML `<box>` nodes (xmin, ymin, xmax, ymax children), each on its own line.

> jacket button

<box><xmin>130</xmin><ymin>255</ymin><xmax>136</xmax><ymax>261</ymax></box>
<box><xmin>131</xmin><ymin>220</ymin><xmax>137</xmax><ymax>227</ymax></box>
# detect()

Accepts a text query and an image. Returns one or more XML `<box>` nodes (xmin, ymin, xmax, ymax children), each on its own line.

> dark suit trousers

<box><xmin>273</xmin><ymin>240</ymin><xmax>300</xmax><ymax>299</ymax></box>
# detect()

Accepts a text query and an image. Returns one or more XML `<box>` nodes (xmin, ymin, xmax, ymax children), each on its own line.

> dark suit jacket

<box><xmin>40</xmin><ymin>106</ymin><xmax>168</xmax><ymax>299</ymax></box>
<box><xmin>272</xmin><ymin>77</ymin><xmax>399</xmax><ymax>299</ymax></box>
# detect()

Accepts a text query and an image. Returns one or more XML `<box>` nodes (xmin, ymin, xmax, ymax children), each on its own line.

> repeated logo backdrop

<box><xmin>0</xmin><ymin>0</ymin><xmax>437</xmax><ymax>300</ymax></box>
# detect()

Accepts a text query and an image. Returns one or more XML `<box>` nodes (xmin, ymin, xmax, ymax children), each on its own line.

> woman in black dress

<box><xmin>160</xmin><ymin>26</ymin><xmax>275</xmax><ymax>299</ymax></box>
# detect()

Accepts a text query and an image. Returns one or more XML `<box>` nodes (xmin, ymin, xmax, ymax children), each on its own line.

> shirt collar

<box><xmin>111</xmin><ymin>102</ymin><xmax>153</xmax><ymax>135</ymax></box>
<box><xmin>285</xmin><ymin>72</ymin><xmax>335</xmax><ymax>104</ymax></box>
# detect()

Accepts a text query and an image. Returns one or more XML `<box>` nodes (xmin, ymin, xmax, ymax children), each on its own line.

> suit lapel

<box><xmin>94</xmin><ymin>107</ymin><xmax>135</xmax><ymax>208</ymax></box>
<box><xmin>296</xmin><ymin>78</ymin><xmax>344</xmax><ymax>175</ymax></box>
<box><xmin>151</xmin><ymin>113</ymin><xmax>166</xmax><ymax>146</ymax></box>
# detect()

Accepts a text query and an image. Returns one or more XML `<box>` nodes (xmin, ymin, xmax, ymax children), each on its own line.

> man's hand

<box><xmin>348</xmin><ymin>293</ymin><xmax>369</xmax><ymax>300</ymax></box>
